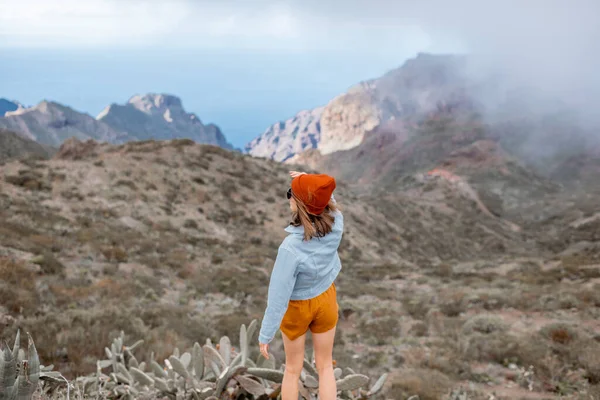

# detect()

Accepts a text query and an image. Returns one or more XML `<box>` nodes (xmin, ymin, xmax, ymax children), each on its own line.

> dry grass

<box><xmin>384</xmin><ymin>368</ymin><xmax>453</xmax><ymax>400</ymax></box>
<box><xmin>0</xmin><ymin>257</ymin><xmax>39</xmax><ymax>315</ymax></box>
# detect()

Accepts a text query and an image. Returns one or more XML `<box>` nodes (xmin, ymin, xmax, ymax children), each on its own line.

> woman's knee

<box><xmin>314</xmin><ymin>357</ymin><xmax>334</xmax><ymax>374</ymax></box>
<box><xmin>284</xmin><ymin>362</ymin><xmax>303</xmax><ymax>376</ymax></box>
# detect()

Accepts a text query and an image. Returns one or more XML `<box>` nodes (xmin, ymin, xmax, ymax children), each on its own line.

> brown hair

<box><xmin>290</xmin><ymin>193</ymin><xmax>339</xmax><ymax>241</ymax></box>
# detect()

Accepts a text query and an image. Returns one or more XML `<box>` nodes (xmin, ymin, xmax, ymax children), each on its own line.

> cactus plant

<box><xmin>73</xmin><ymin>319</ymin><xmax>387</xmax><ymax>400</ymax></box>
<box><xmin>0</xmin><ymin>318</ymin><xmax>379</xmax><ymax>400</ymax></box>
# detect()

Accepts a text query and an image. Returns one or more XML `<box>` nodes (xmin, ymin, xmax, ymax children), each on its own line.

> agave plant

<box><xmin>0</xmin><ymin>330</ymin><xmax>67</xmax><ymax>400</ymax></box>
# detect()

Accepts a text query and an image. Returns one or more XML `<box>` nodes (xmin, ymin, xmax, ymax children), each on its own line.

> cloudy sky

<box><xmin>1</xmin><ymin>0</ymin><xmax>598</xmax><ymax>146</ymax></box>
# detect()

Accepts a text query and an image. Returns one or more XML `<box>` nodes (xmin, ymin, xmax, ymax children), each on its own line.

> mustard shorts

<box><xmin>280</xmin><ymin>283</ymin><xmax>339</xmax><ymax>341</ymax></box>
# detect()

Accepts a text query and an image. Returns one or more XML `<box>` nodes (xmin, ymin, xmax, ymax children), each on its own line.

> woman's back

<box><xmin>281</xmin><ymin>210</ymin><xmax>343</xmax><ymax>300</ymax></box>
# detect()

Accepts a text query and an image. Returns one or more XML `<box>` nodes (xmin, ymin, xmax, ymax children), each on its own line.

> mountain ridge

<box><xmin>0</xmin><ymin>94</ymin><xmax>234</xmax><ymax>150</ymax></box>
<box><xmin>97</xmin><ymin>93</ymin><xmax>234</xmax><ymax>149</ymax></box>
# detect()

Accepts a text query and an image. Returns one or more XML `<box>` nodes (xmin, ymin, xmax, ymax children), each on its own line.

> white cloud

<box><xmin>0</xmin><ymin>0</ymin><xmax>189</xmax><ymax>46</ymax></box>
<box><xmin>0</xmin><ymin>0</ymin><xmax>306</xmax><ymax>48</ymax></box>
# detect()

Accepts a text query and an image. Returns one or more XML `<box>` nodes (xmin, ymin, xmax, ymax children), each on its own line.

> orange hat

<box><xmin>291</xmin><ymin>174</ymin><xmax>336</xmax><ymax>215</ymax></box>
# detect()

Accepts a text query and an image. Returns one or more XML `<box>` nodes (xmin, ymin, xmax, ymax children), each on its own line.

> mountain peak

<box><xmin>97</xmin><ymin>94</ymin><xmax>233</xmax><ymax>149</ymax></box>
<box><xmin>127</xmin><ymin>93</ymin><xmax>183</xmax><ymax>114</ymax></box>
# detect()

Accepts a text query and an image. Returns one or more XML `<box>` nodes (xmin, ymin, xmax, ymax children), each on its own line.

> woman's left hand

<box><xmin>289</xmin><ymin>171</ymin><xmax>306</xmax><ymax>179</ymax></box>
<box><xmin>259</xmin><ymin>343</ymin><xmax>269</xmax><ymax>359</ymax></box>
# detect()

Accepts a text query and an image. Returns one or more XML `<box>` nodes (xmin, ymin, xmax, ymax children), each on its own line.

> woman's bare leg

<box><xmin>281</xmin><ymin>332</ymin><xmax>306</xmax><ymax>400</ymax></box>
<box><xmin>312</xmin><ymin>327</ymin><xmax>337</xmax><ymax>400</ymax></box>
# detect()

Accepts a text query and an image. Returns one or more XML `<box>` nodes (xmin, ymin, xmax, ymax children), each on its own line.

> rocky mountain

<box><xmin>246</xmin><ymin>53</ymin><xmax>472</xmax><ymax>159</ymax></box>
<box><xmin>97</xmin><ymin>94</ymin><xmax>234</xmax><ymax>150</ymax></box>
<box><xmin>0</xmin><ymin>101</ymin><xmax>131</xmax><ymax>147</ymax></box>
<box><xmin>249</xmin><ymin>53</ymin><xmax>599</xmax><ymax>183</ymax></box>
<box><xmin>0</xmin><ymin>128</ymin><xmax>55</xmax><ymax>162</ymax></box>
<box><xmin>245</xmin><ymin>107</ymin><xmax>323</xmax><ymax>162</ymax></box>
<box><xmin>0</xmin><ymin>94</ymin><xmax>234</xmax><ymax>150</ymax></box>
<box><xmin>0</xmin><ymin>99</ymin><xmax>21</xmax><ymax>116</ymax></box>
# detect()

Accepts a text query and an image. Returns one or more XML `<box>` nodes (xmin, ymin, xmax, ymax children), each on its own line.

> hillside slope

<box><xmin>0</xmin><ymin>128</ymin><xmax>55</xmax><ymax>162</ymax></box>
<box><xmin>0</xmin><ymin>137</ymin><xmax>534</xmax><ymax>374</ymax></box>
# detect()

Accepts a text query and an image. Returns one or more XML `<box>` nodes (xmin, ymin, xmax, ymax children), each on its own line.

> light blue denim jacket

<box><xmin>258</xmin><ymin>202</ymin><xmax>343</xmax><ymax>344</ymax></box>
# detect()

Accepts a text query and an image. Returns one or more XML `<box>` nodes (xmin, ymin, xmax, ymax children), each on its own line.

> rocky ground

<box><xmin>1</xmin><ymin>137</ymin><xmax>599</xmax><ymax>399</ymax></box>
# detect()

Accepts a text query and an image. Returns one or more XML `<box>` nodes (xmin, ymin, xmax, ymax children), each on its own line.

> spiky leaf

<box><xmin>193</xmin><ymin>343</ymin><xmax>204</xmax><ymax>379</ymax></box>
<box><xmin>0</xmin><ymin>342</ymin><xmax>16</xmax><ymax>400</ymax></box>
<box><xmin>257</xmin><ymin>353</ymin><xmax>275</xmax><ymax>370</ymax></box>
<box><xmin>214</xmin><ymin>365</ymin><xmax>243</xmax><ymax>396</ymax></box>
<box><xmin>126</xmin><ymin>340</ymin><xmax>143</xmax><ymax>352</ymax></box>
<box><xmin>128</xmin><ymin>355</ymin><xmax>139</xmax><ymax>369</ymax></box>
<box><xmin>299</xmin><ymin>384</ymin><xmax>310</xmax><ymax>400</ymax></box>
<box><xmin>39</xmin><ymin>371</ymin><xmax>63</xmax><ymax>383</ymax></box>
<box><xmin>239</xmin><ymin>324</ymin><xmax>247</xmax><ymax>366</ymax></box>
<box><xmin>150</xmin><ymin>360</ymin><xmax>167</xmax><ymax>378</ymax></box>
<box><xmin>116</xmin><ymin>362</ymin><xmax>132</xmax><ymax>382</ymax></box>
<box><xmin>115</xmin><ymin>372</ymin><xmax>131</xmax><ymax>385</ymax></box>
<box><xmin>334</xmin><ymin>368</ymin><xmax>343</xmax><ymax>380</ymax></box>
<box><xmin>368</xmin><ymin>373</ymin><xmax>388</xmax><ymax>395</ymax></box>
<box><xmin>168</xmin><ymin>355</ymin><xmax>189</xmax><ymax>379</ymax></box>
<box><xmin>229</xmin><ymin>353</ymin><xmax>242</xmax><ymax>368</ymax></box>
<box><xmin>246</xmin><ymin>320</ymin><xmax>258</xmax><ymax>344</ymax></box>
<box><xmin>246</xmin><ymin>368</ymin><xmax>284</xmax><ymax>383</ymax></box>
<box><xmin>26</xmin><ymin>334</ymin><xmax>40</xmax><ymax>385</ymax></box>
<box><xmin>336</xmin><ymin>374</ymin><xmax>369</xmax><ymax>391</ymax></box>
<box><xmin>97</xmin><ymin>360</ymin><xmax>112</xmax><ymax>370</ymax></box>
<box><xmin>180</xmin><ymin>352</ymin><xmax>191</xmax><ymax>370</ymax></box>
<box><xmin>203</xmin><ymin>345</ymin><xmax>225</xmax><ymax>373</ymax></box>
<box><xmin>130</xmin><ymin>367</ymin><xmax>154</xmax><ymax>386</ymax></box>
<box><xmin>218</xmin><ymin>336</ymin><xmax>231</xmax><ymax>365</ymax></box>
<box><xmin>304</xmin><ymin>374</ymin><xmax>319</xmax><ymax>388</ymax></box>
<box><xmin>154</xmin><ymin>377</ymin><xmax>170</xmax><ymax>392</ymax></box>
<box><xmin>303</xmin><ymin>359</ymin><xmax>318</xmax><ymax>378</ymax></box>
<box><xmin>11</xmin><ymin>331</ymin><xmax>20</xmax><ymax>360</ymax></box>
<box><xmin>234</xmin><ymin>375</ymin><xmax>265</xmax><ymax>397</ymax></box>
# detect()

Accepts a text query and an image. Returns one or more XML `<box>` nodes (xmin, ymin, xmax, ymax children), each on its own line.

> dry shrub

<box><xmin>0</xmin><ymin>258</ymin><xmax>38</xmax><ymax>315</ymax></box>
<box><xmin>579</xmin><ymin>345</ymin><xmax>600</xmax><ymax>384</ymax></box>
<box><xmin>384</xmin><ymin>368</ymin><xmax>453</xmax><ymax>400</ymax></box>
<box><xmin>539</xmin><ymin>322</ymin><xmax>579</xmax><ymax>345</ymax></box>
<box><xmin>32</xmin><ymin>251</ymin><xmax>65</xmax><ymax>274</ymax></box>
<box><xmin>577</xmin><ymin>286</ymin><xmax>600</xmax><ymax>307</ymax></box>
<box><xmin>101</xmin><ymin>246</ymin><xmax>128</xmax><ymax>262</ymax></box>
<box><xmin>402</xmin><ymin>293</ymin><xmax>433</xmax><ymax>319</ymax></box>
<box><xmin>50</xmin><ymin>278</ymin><xmax>129</xmax><ymax>308</ymax></box>
<box><xmin>463</xmin><ymin>332</ymin><xmax>522</xmax><ymax>364</ymax></box>
<box><xmin>462</xmin><ymin>314</ymin><xmax>508</xmax><ymax>335</ymax></box>
<box><xmin>353</xmin><ymin>263</ymin><xmax>404</xmax><ymax>281</ymax></box>
<box><xmin>506</xmin><ymin>261</ymin><xmax>562</xmax><ymax>285</ymax></box>
<box><xmin>28</xmin><ymin>234</ymin><xmax>61</xmax><ymax>252</ymax></box>
<box><xmin>359</xmin><ymin>316</ymin><xmax>400</xmax><ymax>345</ymax></box>
<box><xmin>439</xmin><ymin>290</ymin><xmax>467</xmax><ymax>317</ymax></box>
<box><xmin>202</xmin><ymin>265</ymin><xmax>269</xmax><ymax>299</ymax></box>
<box><xmin>408</xmin><ymin>321</ymin><xmax>428</xmax><ymax>337</ymax></box>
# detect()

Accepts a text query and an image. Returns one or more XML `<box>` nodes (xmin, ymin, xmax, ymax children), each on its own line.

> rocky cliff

<box><xmin>245</xmin><ymin>107</ymin><xmax>323</xmax><ymax>161</ymax></box>
<box><xmin>97</xmin><ymin>94</ymin><xmax>234</xmax><ymax>149</ymax></box>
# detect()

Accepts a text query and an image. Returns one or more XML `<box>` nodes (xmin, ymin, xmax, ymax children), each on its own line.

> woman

<box><xmin>258</xmin><ymin>170</ymin><xmax>343</xmax><ymax>400</ymax></box>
